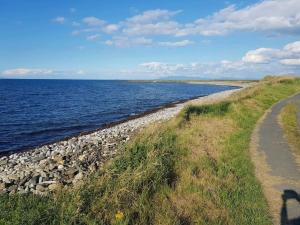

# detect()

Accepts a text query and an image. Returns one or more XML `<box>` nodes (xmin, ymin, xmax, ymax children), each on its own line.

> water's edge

<box><xmin>2</xmin><ymin>85</ymin><xmax>241</xmax><ymax>156</ymax></box>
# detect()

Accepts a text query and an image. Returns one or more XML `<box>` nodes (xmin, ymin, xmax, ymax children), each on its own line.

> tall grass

<box><xmin>1</xmin><ymin>76</ymin><xmax>300</xmax><ymax>225</ymax></box>
<box><xmin>279</xmin><ymin>103</ymin><xmax>300</xmax><ymax>155</ymax></box>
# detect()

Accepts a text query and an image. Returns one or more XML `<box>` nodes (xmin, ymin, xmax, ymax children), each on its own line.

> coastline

<box><xmin>0</xmin><ymin>83</ymin><xmax>247</xmax><ymax>194</ymax></box>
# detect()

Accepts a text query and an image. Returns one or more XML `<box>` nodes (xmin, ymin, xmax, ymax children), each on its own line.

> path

<box><xmin>252</xmin><ymin>93</ymin><xmax>300</xmax><ymax>225</ymax></box>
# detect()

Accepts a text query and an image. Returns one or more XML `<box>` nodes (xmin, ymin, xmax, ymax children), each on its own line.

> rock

<box><xmin>58</xmin><ymin>165</ymin><xmax>64</xmax><ymax>170</ymax></box>
<box><xmin>0</xmin><ymin>92</ymin><xmax>189</xmax><ymax>194</ymax></box>
<box><xmin>78</xmin><ymin>155</ymin><xmax>85</xmax><ymax>161</ymax></box>
<box><xmin>73</xmin><ymin>172</ymin><xmax>83</xmax><ymax>181</ymax></box>
<box><xmin>0</xmin><ymin>159</ymin><xmax>8</xmax><ymax>166</ymax></box>
<box><xmin>7</xmin><ymin>185</ymin><xmax>17</xmax><ymax>192</ymax></box>
<box><xmin>19</xmin><ymin>176</ymin><xmax>29</xmax><ymax>186</ymax></box>
<box><xmin>2</xmin><ymin>176</ymin><xmax>11</xmax><ymax>184</ymax></box>
<box><xmin>36</xmin><ymin>184</ymin><xmax>45</xmax><ymax>192</ymax></box>
<box><xmin>65</xmin><ymin>167</ymin><xmax>78</xmax><ymax>177</ymax></box>
<box><xmin>29</xmin><ymin>176</ymin><xmax>39</xmax><ymax>186</ymax></box>
<box><xmin>41</xmin><ymin>180</ymin><xmax>56</xmax><ymax>185</ymax></box>
<box><xmin>48</xmin><ymin>164</ymin><xmax>57</xmax><ymax>170</ymax></box>
<box><xmin>0</xmin><ymin>182</ymin><xmax>5</xmax><ymax>191</ymax></box>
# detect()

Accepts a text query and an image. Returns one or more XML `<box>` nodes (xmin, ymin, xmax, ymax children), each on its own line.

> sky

<box><xmin>1</xmin><ymin>0</ymin><xmax>300</xmax><ymax>80</ymax></box>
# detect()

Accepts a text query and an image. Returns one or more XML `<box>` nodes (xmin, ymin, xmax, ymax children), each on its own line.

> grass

<box><xmin>279</xmin><ymin>102</ymin><xmax>300</xmax><ymax>155</ymax></box>
<box><xmin>1</xmin><ymin>76</ymin><xmax>300</xmax><ymax>225</ymax></box>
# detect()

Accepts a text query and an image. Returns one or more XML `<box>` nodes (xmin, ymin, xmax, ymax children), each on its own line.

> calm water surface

<box><xmin>0</xmin><ymin>80</ymin><xmax>239</xmax><ymax>153</ymax></box>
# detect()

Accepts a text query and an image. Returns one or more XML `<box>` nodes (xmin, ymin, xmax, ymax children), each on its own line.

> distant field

<box><xmin>1</xmin><ymin>76</ymin><xmax>300</xmax><ymax>225</ymax></box>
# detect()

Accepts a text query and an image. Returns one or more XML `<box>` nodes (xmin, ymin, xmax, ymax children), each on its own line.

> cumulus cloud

<box><xmin>86</xmin><ymin>34</ymin><xmax>100</xmax><ymax>41</ymax></box>
<box><xmin>178</xmin><ymin>0</ymin><xmax>300</xmax><ymax>36</ymax></box>
<box><xmin>4</xmin><ymin>41</ymin><xmax>300</xmax><ymax>79</ymax></box>
<box><xmin>280</xmin><ymin>58</ymin><xmax>300</xmax><ymax>66</ymax></box>
<box><xmin>2</xmin><ymin>68</ymin><xmax>53</xmax><ymax>76</ymax></box>
<box><xmin>242</xmin><ymin>48</ymin><xmax>281</xmax><ymax>63</ymax></box>
<box><xmin>103</xmin><ymin>24</ymin><xmax>119</xmax><ymax>33</ymax></box>
<box><xmin>158</xmin><ymin>40</ymin><xmax>194</xmax><ymax>47</ymax></box>
<box><xmin>82</xmin><ymin>16</ymin><xmax>105</xmax><ymax>26</ymax></box>
<box><xmin>105</xmin><ymin>37</ymin><xmax>153</xmax><ymax>48</ymax></box>
<box><xmin>138</xmin><ymin>40</ymin><xmax>300</xmax><ymax>78</ymax></box>
<box><xmin>242</xmin><ymin>41</ymin><xmax>300</xmax><ymax>65</ymax></box>
<box><xmin>60</xmin><ymin>1</ymin><xmax>300</xmax><ymax>48</ymax></box>
<box><xmin>52</xmin><ymin>16</ymin><xmax>65</xmax><ymax>24</ymax></box>
<box><xmin>284</xmin><ymin>41</ymin><xmax>300</xmax><ymax>53</ymax></box>
<box><xmin>126</xmin><ymin>9</ymin><xmax>181</xmax><ymax>24</ymax></box>
<box><xmin>123</xmin><ymin>21</ymin><xmax>180</xmax><ymax>36</ymax></box>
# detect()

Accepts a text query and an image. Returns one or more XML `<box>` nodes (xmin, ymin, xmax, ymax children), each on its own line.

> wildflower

<box><xmin>115</xmin><ymin>210</ymin><xmax>124</xmax><ymax>220</ymax></box>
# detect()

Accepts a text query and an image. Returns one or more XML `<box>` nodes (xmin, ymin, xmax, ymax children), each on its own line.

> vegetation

<box><xmin>1</xmin><ymin>76</ymin><xmax>300</xmax><ymax>225</ymax></box>
<box><xmin>279</xmin><ymin>102</ymin><xmax>300</xmax><ymax>155</ymax></box>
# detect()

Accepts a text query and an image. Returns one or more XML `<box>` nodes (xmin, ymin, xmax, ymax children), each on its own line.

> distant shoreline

<box><xmin>129</xmin><ymin>79</ymin><xmax>256</xmax><ymax>86</ymax></box>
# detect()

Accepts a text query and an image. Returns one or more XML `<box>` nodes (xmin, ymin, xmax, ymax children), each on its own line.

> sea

<box><xmin>0</xmin><ymin>79</ymin><xmax>239</xmax><ymax>153</ymax></box>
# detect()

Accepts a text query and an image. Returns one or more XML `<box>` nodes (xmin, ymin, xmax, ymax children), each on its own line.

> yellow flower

<box><xmin>115</xmin><ymin>211</ymin><xmax>124</xmax><ymax>220</ymax></box>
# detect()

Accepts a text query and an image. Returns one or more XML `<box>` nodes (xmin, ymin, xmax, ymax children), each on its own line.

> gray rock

<box><xmin>29</xmin><ymin>176</ymin><xmax>39</xmax><ymax>186</ymax></box>
<box><xmin>35</xmin><ymin>184</ymin><xmax>45</xmax><ymax>192</ymax></box>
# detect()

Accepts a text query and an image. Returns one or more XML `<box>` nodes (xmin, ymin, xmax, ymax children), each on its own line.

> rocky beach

<box><xmin>0</xmin><ymin>86</ymin><xmax>244</xmax><ymax>195</ymax></box>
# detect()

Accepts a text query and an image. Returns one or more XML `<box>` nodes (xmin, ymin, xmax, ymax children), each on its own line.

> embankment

<box><xmin>1</xmin><ymin>76</ymin><xmax>300</xmax><ymax>225</ymax></box>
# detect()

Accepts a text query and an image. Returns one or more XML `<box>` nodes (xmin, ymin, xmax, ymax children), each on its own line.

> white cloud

<box><xmin>126</xmin><ymin>9</ymin><xmax>181</xmax><ymax>24</ymax></box>
<box><xmin>242</xmin><ymin>48</ymin><xmax>280</xmax><ymax>63</ymax></box>
<box><xmin>123</xmin><ymin>21</ymin><xmax>180</xmax><ymax>36</ymax></box>
<box><xmin>283</xmin><ymin>41</ymin><xmax>300</xmax><ymax>53</ymax></box>
<box><xmin>242</xmin><ymin>41</ymin><xmax>300</xmax><ymax>65</ymax></box>
<box><xmin>103</xmin><ymin>24</ymin><xmax>119</xmax><ymax>33</ymax></box>
<box><xmin>52</xmin><ymin>16</ymin><xmax>65</xmax><ymax>24</ymax></box>
<box><xmin>72</xmin><ymin>21</ymin><xmax>80</xmax><ymax>27</ymax></box>
<box><xmin>2</xmin><ymin>68</ymin><xmax>53</xmax><ymax>76</ymax></box>
<box><xmin>280</xmin><ymin>58</ymin><xmax>300</xmax><ymax>66</ymax></box>
<box><xmin>105</xmin><ymin>37</ymin><xmax>152</xmax><ymax>48</ymax></box>
<box><xmin>63</xmin><ymin>1</ymin><xmax>300</xmax><ymax>49</ymax></box>
<box><xmin>86</xmin><ymin>34</ymin><xmax>100</xmax><ymax>41</ymax></box>
<box><xmin>138</xmin><ymin>40</ymin><xmax>300</xmax><ymax>78</ymax></box>
<box><xmin>178</xmin><ymin>0</ymin><xmax>300</xmax><ymax>36</ymax></box>
<box><xmin>82</xmin><ymin>16</ymin><xmax>105</xmax><ymax>26</ymax></box>
<box><xmin>158</xmin><ymin>40</ymin><xmax>194</xmax><ymax>47</ymax></box>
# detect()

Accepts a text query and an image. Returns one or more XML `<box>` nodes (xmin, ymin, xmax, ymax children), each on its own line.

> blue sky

<box><xmin>1</xmin><ymin>0</ymin><xmax>300</xmax><ymax>79</ymax></box>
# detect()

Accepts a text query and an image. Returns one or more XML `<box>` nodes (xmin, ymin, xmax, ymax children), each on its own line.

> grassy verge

<box><xmin>1</xmin><ymin>76</ymin><xmax>300</xmax><ymax>225</ymax></box>
<box><xmin>279</xmin><ymin>102</ymin><xmax>300</xmax><ymax>155</ymax></box>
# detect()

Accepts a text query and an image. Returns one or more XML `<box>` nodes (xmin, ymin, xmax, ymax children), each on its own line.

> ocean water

<box><xmin>0</xmin><ymin>79</ymin><xmax>238</xmax><ymax>153</ymax></box>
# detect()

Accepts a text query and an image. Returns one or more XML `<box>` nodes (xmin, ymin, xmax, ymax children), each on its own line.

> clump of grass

<box><xmin>183</xmin><ymin>101</ymin><xmax>230</xmax><ymax>121</ymax></box>
<box><xmin>279</xmin><ymin>103</ymin><xmax>300</xmax><ymax>155</ymax></box>
<box><xmin>1</xmin><ymin>76</ymin><xmax>300</xmax><ymax>225</ymax></box>
<box><xmin>0</xmin><ymin>194</ymin><xmax>59</xmax><ymax>225</ymax></box>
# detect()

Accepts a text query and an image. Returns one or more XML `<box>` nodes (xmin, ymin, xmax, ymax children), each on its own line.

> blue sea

<box><xmin>0</xmin><ymin>79</ymin><xmax>238</xmax><ymax>153</ymax></box>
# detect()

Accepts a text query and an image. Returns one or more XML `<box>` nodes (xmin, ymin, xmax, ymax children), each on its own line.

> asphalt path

<box><xmin>257</xmin><ymin>93</ymin><xmax>300</xmax><ymax>225</ymax></box>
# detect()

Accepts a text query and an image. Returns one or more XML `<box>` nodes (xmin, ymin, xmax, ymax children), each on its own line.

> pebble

<box><xmin>0</xmin><ymin>89</ymin><xmax>240</xmax><ymax>194</ymax></box>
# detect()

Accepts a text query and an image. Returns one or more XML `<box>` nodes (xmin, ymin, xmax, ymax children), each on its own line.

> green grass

<box><xmin>1</xmin><ymin>76</ymin><xmax>300</xmax><ymax>225</ymax></box>
<box><xmin>279</xmin><ymin>102</ymin><xmax>300</xmax><ymax>155</ymax></box>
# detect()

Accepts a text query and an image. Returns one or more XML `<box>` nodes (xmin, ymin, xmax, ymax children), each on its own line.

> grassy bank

<box><xmin>279</xmin><ymin>102</ymin><xmax>300</xmax><ymax>155</ymax></box>
<box><xmin>1</xmin><ymin>76</ymin><xmax>300</xmax><ymax>225</ymax></box>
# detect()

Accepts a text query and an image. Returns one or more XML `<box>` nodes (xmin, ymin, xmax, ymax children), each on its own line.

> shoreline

<box><xmin>0</xmin><ymin>93</ymin><xmax>218</xmax><ymax>156</ymax></box>
<box><xmin>1</xmin><ymin>83</ymin><xmax>243</xmax><ymax>156</ymax></box>
<box><xmin>0</xmin><ymin>84</ymin><xmax>246</xmax><ymax>194</ymax></box>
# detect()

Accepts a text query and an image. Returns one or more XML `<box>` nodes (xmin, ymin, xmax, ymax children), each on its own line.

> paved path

<box><xmin>255</xmin><ymin>93</ymin><xmax>300</xmax><ymax>225</ymax></box>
